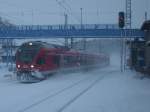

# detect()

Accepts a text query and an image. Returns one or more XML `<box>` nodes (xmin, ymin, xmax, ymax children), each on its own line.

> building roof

<box><xmin>141</xmin><ymin>20</ymin><xmax>150</xmax><ymax>30</ymax></box>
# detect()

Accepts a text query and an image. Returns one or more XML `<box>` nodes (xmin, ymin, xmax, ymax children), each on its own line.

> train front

<box><xmin>16</xmin><ymin>42</ymin><xmax>45</xmax><ymax>82</ymax></box>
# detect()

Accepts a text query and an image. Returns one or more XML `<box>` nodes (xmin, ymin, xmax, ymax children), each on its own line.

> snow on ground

<box><xmin>64</xmin><ymin>70</ymin><xmax>150</xmax><ymax>112</ymax></box>
<box><xmin>0</xmin><ymin>55</ymin><xmax>150</xmax><ymax>112</ymax></box>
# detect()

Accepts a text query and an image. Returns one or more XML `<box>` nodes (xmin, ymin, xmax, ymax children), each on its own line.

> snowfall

<box><xmin>0</xmin><ymin>53</ymin><xmax>150</xmax><ymax>112</ymax></box>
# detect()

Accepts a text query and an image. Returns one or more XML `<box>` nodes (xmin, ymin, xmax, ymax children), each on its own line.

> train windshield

<box><xmin>17</xmin><ymin>50</ymin><xmax>38</xmax><ymax>64</ymax></box>
<box><xmin>17</xmin><ymin>44</ymin><xmax>41</xmax><ymax>64</ymax></box>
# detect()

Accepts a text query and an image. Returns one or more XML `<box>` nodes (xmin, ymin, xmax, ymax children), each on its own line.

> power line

<box><xmin>0</xmin><ymin>11</ymin><xmax>120</xmax><ymax>16</ymax></box>
<box><xmin>0</xmin><ymin>11</ymin><xmax>25</xmax><ymax>24</ymax></box>
<box><xmin>55</xmin><ymin>0</ymin><xmax>80</xmax><ymax>23</ymax></box>
<box><xmin>62</xmin><ymin>0</ymin><xmax>81</xmax><ymax>23</ymax></box>
<box><xmin>61</xmin><ymin>0</ymin><xmax>72</xmax><ymax>11</ymax></box>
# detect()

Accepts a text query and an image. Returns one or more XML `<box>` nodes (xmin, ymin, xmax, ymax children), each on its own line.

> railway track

<box><xmin>18</xmin><ymin>69</ymin><xmax>118</xmax><ymax>112</ymax></box>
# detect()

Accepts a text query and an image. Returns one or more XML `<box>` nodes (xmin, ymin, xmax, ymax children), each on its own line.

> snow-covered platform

<box><xmin>0</xmin><ymin>65</ymin><xmax>150</xmax><ymax>112</ymax></box>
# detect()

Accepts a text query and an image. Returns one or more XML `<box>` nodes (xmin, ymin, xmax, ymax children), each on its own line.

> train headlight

<box><xmin>29</xmin><ymin>42</ymin><xmax>33</xmax><ymax>46</ymax></box>
<box><xmin>30</xmin><ymin>65</ymin><xmax>34</xmax><ymax>68</ymax></box>
<box><xmin>17</xmin><ymin>65</ymin><xmax>20</xmax><ymax>68</ymax></box>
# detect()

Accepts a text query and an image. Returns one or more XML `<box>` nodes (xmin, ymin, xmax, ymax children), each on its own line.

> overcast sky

<box><xmin>0</xmin><ymin>0</ymin><xmax>149</xmax><ymax>28</ymax></box>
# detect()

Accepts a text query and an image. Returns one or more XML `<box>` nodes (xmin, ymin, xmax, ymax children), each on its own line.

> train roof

<box><xmin>20</xmin><ymin>41</ymin><xmax>68</xmax><ymax>50</ymax></box>
<box><xmin>19</xmin><ymin>41</ymin><xmax>107</xmax><ymax>58</ymax></box>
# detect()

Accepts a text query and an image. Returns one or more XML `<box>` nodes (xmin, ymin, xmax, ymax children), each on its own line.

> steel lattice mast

<box><xmin>2</xmin><ymin>39</ymin><xmax>14</xmax><ymax>68</ymax></box>
<box><xmin>122</xmin><ymin>0</ymin><xmax>132</xmax><ymax>71</ymax></box>
<box><xmin>126</xmin><ymin>0</ymin><xmax>132</xmax><ymax>28</ymax></box>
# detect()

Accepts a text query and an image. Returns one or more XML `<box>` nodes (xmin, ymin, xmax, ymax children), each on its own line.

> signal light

<box><xmin>118</xmin><ymin>12</ymin><xmax>125</xmax><ymax>28</ymax></box>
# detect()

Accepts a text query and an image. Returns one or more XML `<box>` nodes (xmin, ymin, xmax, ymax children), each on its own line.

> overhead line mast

<box><xmin>123</xmin><ymin>0</ymin><xmax>132</xmax><ymax>71</ymax></box>
<box><xmin>56</xmin><ymin>0</ymin><xmax>79</xmax><ymax>48</ymax></box>
<box><xmin>126</xmin><ymin>0</ymin><xmax>132</xmax><ymax>28</ymax></box>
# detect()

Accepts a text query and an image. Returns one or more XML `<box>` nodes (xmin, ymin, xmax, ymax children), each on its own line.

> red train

<box><xmin>16</xmin><ymin>41</ymin><xmax>109</xmax><ymax>82</ymax></box>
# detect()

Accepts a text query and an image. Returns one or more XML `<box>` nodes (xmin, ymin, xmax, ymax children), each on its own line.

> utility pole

<box><xmin>145</xmin><ymin>12</ymin><xmax>148</xmax><ymax>21</ymax></box>
<box><xmin>80</xmin><ymin>8</ymin><xmax>86</xmax><ymax>51</ymax></box>
<box><xmin>80</xmin><ymin>8</ymin><xmax>83</xmax><ymax>29</ymax></box>
<box><xmin>98</xmin><ymin>39</ymin><xmax>101</xmax><ymax>53</ymax></box>
<box><xmin>64</xmin><ymin>13</ymin><xmax>69</xmax><ymax>48</ymax></box>
<box><xmin>97</xmin><ymin>8</ymin><xmax>100</xmax><ymax>25</ymax></box>
<box><xmin>145</xmin><ymin>0</ymin><xmax>149</xmax><ymax>20</ymax></box>
<box><xmin>71</xmin><ymin>38</ymin><xmax>74</xmax><ymax>49</ymax></box>
<box><xmin>32</xmin><ymin>9</ymin><xmax>34</xmax><ymax>25</ymax></box>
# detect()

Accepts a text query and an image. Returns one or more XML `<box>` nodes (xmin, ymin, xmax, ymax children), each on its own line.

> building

<box><xmin>141</xmin><ymin>20</ymin><xmax>150</xmax><ymax>72</ymax></box>
<box><xmin>129</xmin><ymin>20</ymin><xmax>150</xmax><ymax>74</ymax></box>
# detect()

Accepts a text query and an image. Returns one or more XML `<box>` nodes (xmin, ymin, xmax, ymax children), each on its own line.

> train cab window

<box><xmin>37</xmin><ymin>57</ymin><xmax>45</xmax><ymax>65</ymax></box>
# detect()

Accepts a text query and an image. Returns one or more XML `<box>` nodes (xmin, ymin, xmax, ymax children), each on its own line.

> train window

<box><xmin>64</xmin><ymin>56</ymin><xmax>77</xmax><ymax>64</ymax></box>
<box><xmin>37</xmin><ymin>57</ymin><xmax>45</xmax><ymax>65</ymax></box>
<box><xmin>17</xmin><ymin>51</ymin><xmax>36</xmax><ymax>64</ymax></box>
<box><xmin>53</xmin><ymin>55</ymin><xmax>60</xmax><ymax>66</ymax></box>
